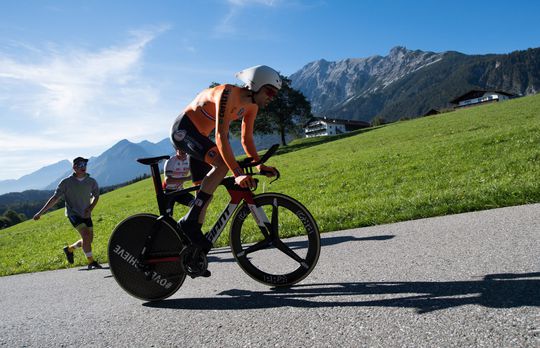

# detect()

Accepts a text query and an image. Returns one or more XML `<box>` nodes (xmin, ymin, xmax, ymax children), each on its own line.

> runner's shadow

<box><xmin>77</xmin><ymin>265</ymin><xmax>111</xmax><ymax>271</ymax></box>
<box><xmin>143</xmin><ymin>272</ymin><xmax>540</xmax><ymax>314</ymax></box>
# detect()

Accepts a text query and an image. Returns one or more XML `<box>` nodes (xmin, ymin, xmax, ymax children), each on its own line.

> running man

<box><xmin>34</xmin><ymin>157</ymin><xmax>102</xmax><ymax>270</ymax></box>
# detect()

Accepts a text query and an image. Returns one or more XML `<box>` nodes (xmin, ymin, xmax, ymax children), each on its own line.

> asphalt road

<box><xmin>1</xmin><ymin>204</ymin><xmax>539</xmax><ymax>347</ymax></box>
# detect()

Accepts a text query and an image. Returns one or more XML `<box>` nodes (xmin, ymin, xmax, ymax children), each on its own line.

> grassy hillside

<box><xmin>1</xmin><ymin>94</ymin><xmax>539</xmax><ymax>276</ymax></box>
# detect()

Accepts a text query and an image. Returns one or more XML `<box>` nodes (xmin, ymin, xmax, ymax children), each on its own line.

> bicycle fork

<box><xmin>234</xmin><ymin>198</ymin><xmax>277</xmax><ymax>257</ymax></box>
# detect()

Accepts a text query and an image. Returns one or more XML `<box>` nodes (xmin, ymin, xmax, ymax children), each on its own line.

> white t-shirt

<box><xmin>163</xmin><ymin>156</ymin><xmax>190</xmax><ymax>190</ymax></box>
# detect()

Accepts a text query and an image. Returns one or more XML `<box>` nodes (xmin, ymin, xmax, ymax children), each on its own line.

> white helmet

<box><xmin>235</xmin><ymin>65</ymin><xmax>282</xmax><ymax>92</ymax></box>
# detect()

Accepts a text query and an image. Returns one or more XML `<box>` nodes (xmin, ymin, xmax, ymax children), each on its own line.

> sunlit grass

<box><xmin>1</xmin><ymin>94</ymin><xmax>539</xmax><ymax>276</ymax></box>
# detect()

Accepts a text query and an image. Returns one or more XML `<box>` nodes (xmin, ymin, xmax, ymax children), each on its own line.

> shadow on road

<box><xmin>143</xmin><ymin>272</ymin><xmax>540</xmax><ymax>314</ymax></box>
<box><xmin>206</xmin><ymin>234</ymin><xmax>395</xmax><ymax>263</ymax></box>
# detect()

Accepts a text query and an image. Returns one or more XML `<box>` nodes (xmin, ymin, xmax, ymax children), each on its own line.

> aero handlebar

<box><xmin>238</xmin><ymin>144</ymin><xmax>281</xmax><ymax>183</ymax></box>
<box><xmin>238</xmin><ymin>144</ymin><xmax>279</xmax><ymax>169</ymax></box>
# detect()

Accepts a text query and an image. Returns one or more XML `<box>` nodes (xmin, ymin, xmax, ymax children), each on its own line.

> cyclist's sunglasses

<box><xmin>75</xmin><ymin>162</ymin><xmax>87</xmax><ymax>168</ymax></box>
<box><xmin>264</xmin><ymin>87</ymin><xmax>278</xmax><ymax>98</ymax></box>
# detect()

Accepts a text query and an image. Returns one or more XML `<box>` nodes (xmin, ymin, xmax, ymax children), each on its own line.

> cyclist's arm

<box><xmin>242</xmin><ymin>112</ymin><xmax>277</xmax><ymax>177</ymax></box>
<box><xmin>241</xmin><ymin>113</ymin><xmax>260</xmax><ymax>163</ymax></box>
<box><xmin>215</xmin><ymin>88</ymin><xmax>243</xmax><ymax>177</ymax></box>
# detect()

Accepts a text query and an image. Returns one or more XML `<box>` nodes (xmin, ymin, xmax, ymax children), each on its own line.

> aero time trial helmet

<box><xmin>235</xmin><ymin>65</ymin><xmax>282</xmax><ymax>92</ymax></box>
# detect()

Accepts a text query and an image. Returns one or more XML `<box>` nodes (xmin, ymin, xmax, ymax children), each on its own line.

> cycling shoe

<box><xmin>178</xmin><ymin>219</ymin><xmax>212</xmax><ymax>253</ymax></box>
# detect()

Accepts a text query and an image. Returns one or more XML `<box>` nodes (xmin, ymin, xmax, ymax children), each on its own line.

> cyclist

<box><xmin>163</xmin><ymin>149</ymin><xmax>194</xmax><ymax>212</ymax></box>
<box><xmin>170</xmin><ymin>65</ymin><xmax>280</xmax><ymax>256</ymax></box>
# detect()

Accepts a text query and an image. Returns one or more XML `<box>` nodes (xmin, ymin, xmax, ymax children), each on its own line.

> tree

<box><xmin>0</xmin><ymin>216</ymin><xmax>11</xmax><ymax>229</ymax></box>
<box><xmin>252</xmin><ymin>76</ymin><xmax>313</xmax><ymax>145</ymax></box>
<box><xmin>3</xmin><ymin>209</ymin><xmax>22</xmax><ymax>226</ymax></box>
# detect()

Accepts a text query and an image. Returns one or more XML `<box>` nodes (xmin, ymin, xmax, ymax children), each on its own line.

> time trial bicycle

<box><xmin>108</xmin><ymin>144</ymin><xmax>320</xmax><ymax>301</ymax></box>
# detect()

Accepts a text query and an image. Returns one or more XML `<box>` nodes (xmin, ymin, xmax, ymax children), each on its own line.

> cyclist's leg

<box><xmin>171</xmin><ymin>115</ymin><xmax>227</xmax><ymax>250</ymax></box>
<box><xmin>191</xmin><ymin>156</ymin><xmax>229</xmax><ymax>223</ymax></box>
<box><xmin>174</xmin><ymin>192</ymin><xmax>195</xmax><ymax>207</ymax></box>
<box><xmin>180</xmin><ymin>157</ymin><xmax>228</xmax><ymax>252</ymax></box>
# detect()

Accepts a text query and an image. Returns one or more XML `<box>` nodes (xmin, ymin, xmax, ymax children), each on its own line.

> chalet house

<box><xmin>450</xmin><ymin>90</ymin><xmax>517</xmax><ymax>109</ymax></box>
<box><xmin>304</xmin><ymin>117</ymin><xmax>371</xmax><ymax>138</ymax></box>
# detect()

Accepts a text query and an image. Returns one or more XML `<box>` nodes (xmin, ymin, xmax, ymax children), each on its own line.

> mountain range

<box><xmin>0</xmin><ymin>139</ymin><xmax>175</xmax><ymax>195</ymax></box>
<box><xmin>290</xmin><ymin>46</ymin><xmax>540</xmax><ymax>122</ymax></box>
<box><xmin>0</xmin><ymin>133</ymin><xmax>288</xmax><ymax>195</ymax></box>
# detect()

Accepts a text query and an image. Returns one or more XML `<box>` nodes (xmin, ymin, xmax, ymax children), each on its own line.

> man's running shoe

<box><xmin>88</xmin><ymin>261</ymin><xmax>103</xmax><ymax>270</ymax></box>
<box><xmin>63</xmin><ymin>246</ymin><xmax>74</xmax><ymax>264</ymax></box>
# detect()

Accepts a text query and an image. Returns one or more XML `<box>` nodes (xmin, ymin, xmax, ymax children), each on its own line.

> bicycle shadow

<box><xmin>206</xmin><ymin>234</ymin><xmax>395</xmax><ymax>263</ymax></box>
<box><xmin>143</xmin><ymin>272</ymin><xmax>540</xmax><ymax>314</ymax></box>
<box><xmin>320</xmin><ymin>234</ymin><xmax>395</xmax><ymax>247</ymax></box>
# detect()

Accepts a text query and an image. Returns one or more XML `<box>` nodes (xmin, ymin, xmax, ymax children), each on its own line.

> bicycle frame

<box><xmin>144</xmin><ymin>160</ymin><xmax>269</xmax><ymax>247</ymax></box>
<box><xmin>203</xmin><ymin>177</ymin><xmax>269</xmax><ymax>245</ymax></box>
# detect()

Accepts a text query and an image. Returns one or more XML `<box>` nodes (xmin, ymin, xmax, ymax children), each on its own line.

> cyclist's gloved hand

<box><xmin>235</xmin><ymin>175</ymin><xmax>257</xmax><ymax>188</ymax></box>
<box><xmin>257</xmin><ymin>164</ymin><xmax>277</xmax><ymax>177</ymax></box>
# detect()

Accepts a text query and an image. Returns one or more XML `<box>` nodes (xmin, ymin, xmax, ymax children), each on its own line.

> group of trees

<box><xmin>0</xmin><ymin>210</ymin><xmax>27</xmax><ymax>229</ymax></box>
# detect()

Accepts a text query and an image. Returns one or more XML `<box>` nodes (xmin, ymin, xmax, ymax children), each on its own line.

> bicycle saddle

<box><xmin>137</xmin><ymin>155</ymin><xmax>170</xmax><ymax>165</ymax></box>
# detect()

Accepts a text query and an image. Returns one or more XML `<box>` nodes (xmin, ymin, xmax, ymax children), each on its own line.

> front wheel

<box><xmin>229</xmin><ymin>193</ymin><xmax>320</xmax><ymax>287</ymax></box>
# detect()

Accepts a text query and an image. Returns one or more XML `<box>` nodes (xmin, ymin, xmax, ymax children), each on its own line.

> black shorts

<box><xmin>170</xmin><ymin>115</ymin><xmax>216</xmax><ymax>183</ymax></box>
<box><xmin>68</xmin><ymin>215</ymin><xmax>93</xmax><ymax>230</ymax></box>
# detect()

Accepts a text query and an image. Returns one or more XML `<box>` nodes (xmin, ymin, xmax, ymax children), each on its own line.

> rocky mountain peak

<box><xmin>290</xmin><ymin>47</ymin><xmax>444</xmax><ymax>113</ymax></box>
<box><xmin>289</xmin><ymin>46</ymin><xmax>540</xmax><ymax>123</ymax></box>
<box><xmin>388</xmin><ymin>46</ymin><xmax>409</xmax><ymax>59</ymax></box>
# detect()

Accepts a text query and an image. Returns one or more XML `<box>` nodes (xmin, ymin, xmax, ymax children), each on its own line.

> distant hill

<box><xmin>290</xmin><ymin>46</ymin><xmax>540</xmax><ymax>122</ymax></box>
<box><xmin>44</xmin><ymin>139</ymin><xmax>177</xmax><ymax>190</ymax></box>
<box><xmin>0</xmin><ymin>160</ymin><xmax>72</xmax><ymax>195</ymax></box>
<box><xmin>0</xmin><ymin>139</ymin><xmax>176</xmax><ymax>195</ymax></box>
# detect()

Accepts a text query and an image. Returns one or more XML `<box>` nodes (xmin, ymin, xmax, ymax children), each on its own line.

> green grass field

<box><xmin>1</xmin><ymin>94</ymin><xmax>539</xmax><ymax>276</ymax></box>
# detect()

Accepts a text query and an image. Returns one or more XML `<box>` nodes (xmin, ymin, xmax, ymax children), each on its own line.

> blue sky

<box><xmin>1</xmin><ymin>0</ymin><xmax>539</xmax><ymax>180</ymax></box>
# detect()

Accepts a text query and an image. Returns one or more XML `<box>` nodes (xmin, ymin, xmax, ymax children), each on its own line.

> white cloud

<box><xmin>0</xmin><ymin>33</ymin><xmax>153</xmax><ymax>118</ymax></box>
<box><xmin>215</xmin><ymin>0</ymin><xmax>281</xmax><ymax>37</ymax></box>
<box><xmin>227</xmin><ymin>0</ymin><xmax>279</xmax><ymax>6</ymax></box>
<box><xmin>0</xmin><ymin>26</ymin><xmax>174</xmax><ymax>180</ymax></box>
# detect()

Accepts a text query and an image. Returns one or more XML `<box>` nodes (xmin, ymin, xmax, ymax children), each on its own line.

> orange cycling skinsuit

<box><xmin>169</xmin><ymin>65</ymin><xmax>282</xmax><ymax>263</ymax></box>
<box><xmin>171</xmin><ymin>84</ymin><xmax>260</xmax><ymax>182</ymax></box>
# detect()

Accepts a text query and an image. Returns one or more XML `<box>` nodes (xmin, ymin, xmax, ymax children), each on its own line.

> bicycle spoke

<box><xmin>258</xmin><ymin>224</ymin><xmax>271</xmax><ymax>240</ymax></box>
<box><xmin>271</xmin><ymin>198</ymin><xmax>279</xmax><ymax>236</ymax></box>
<box><xmin>273</xmin><ymin>238</ymin><xmax>309</xmax><ymax>269</ymax></box>
<box><xmin>237</xmin><ymin>239</ymin><xmax>272</xmax><ymax>257</ymax></box>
